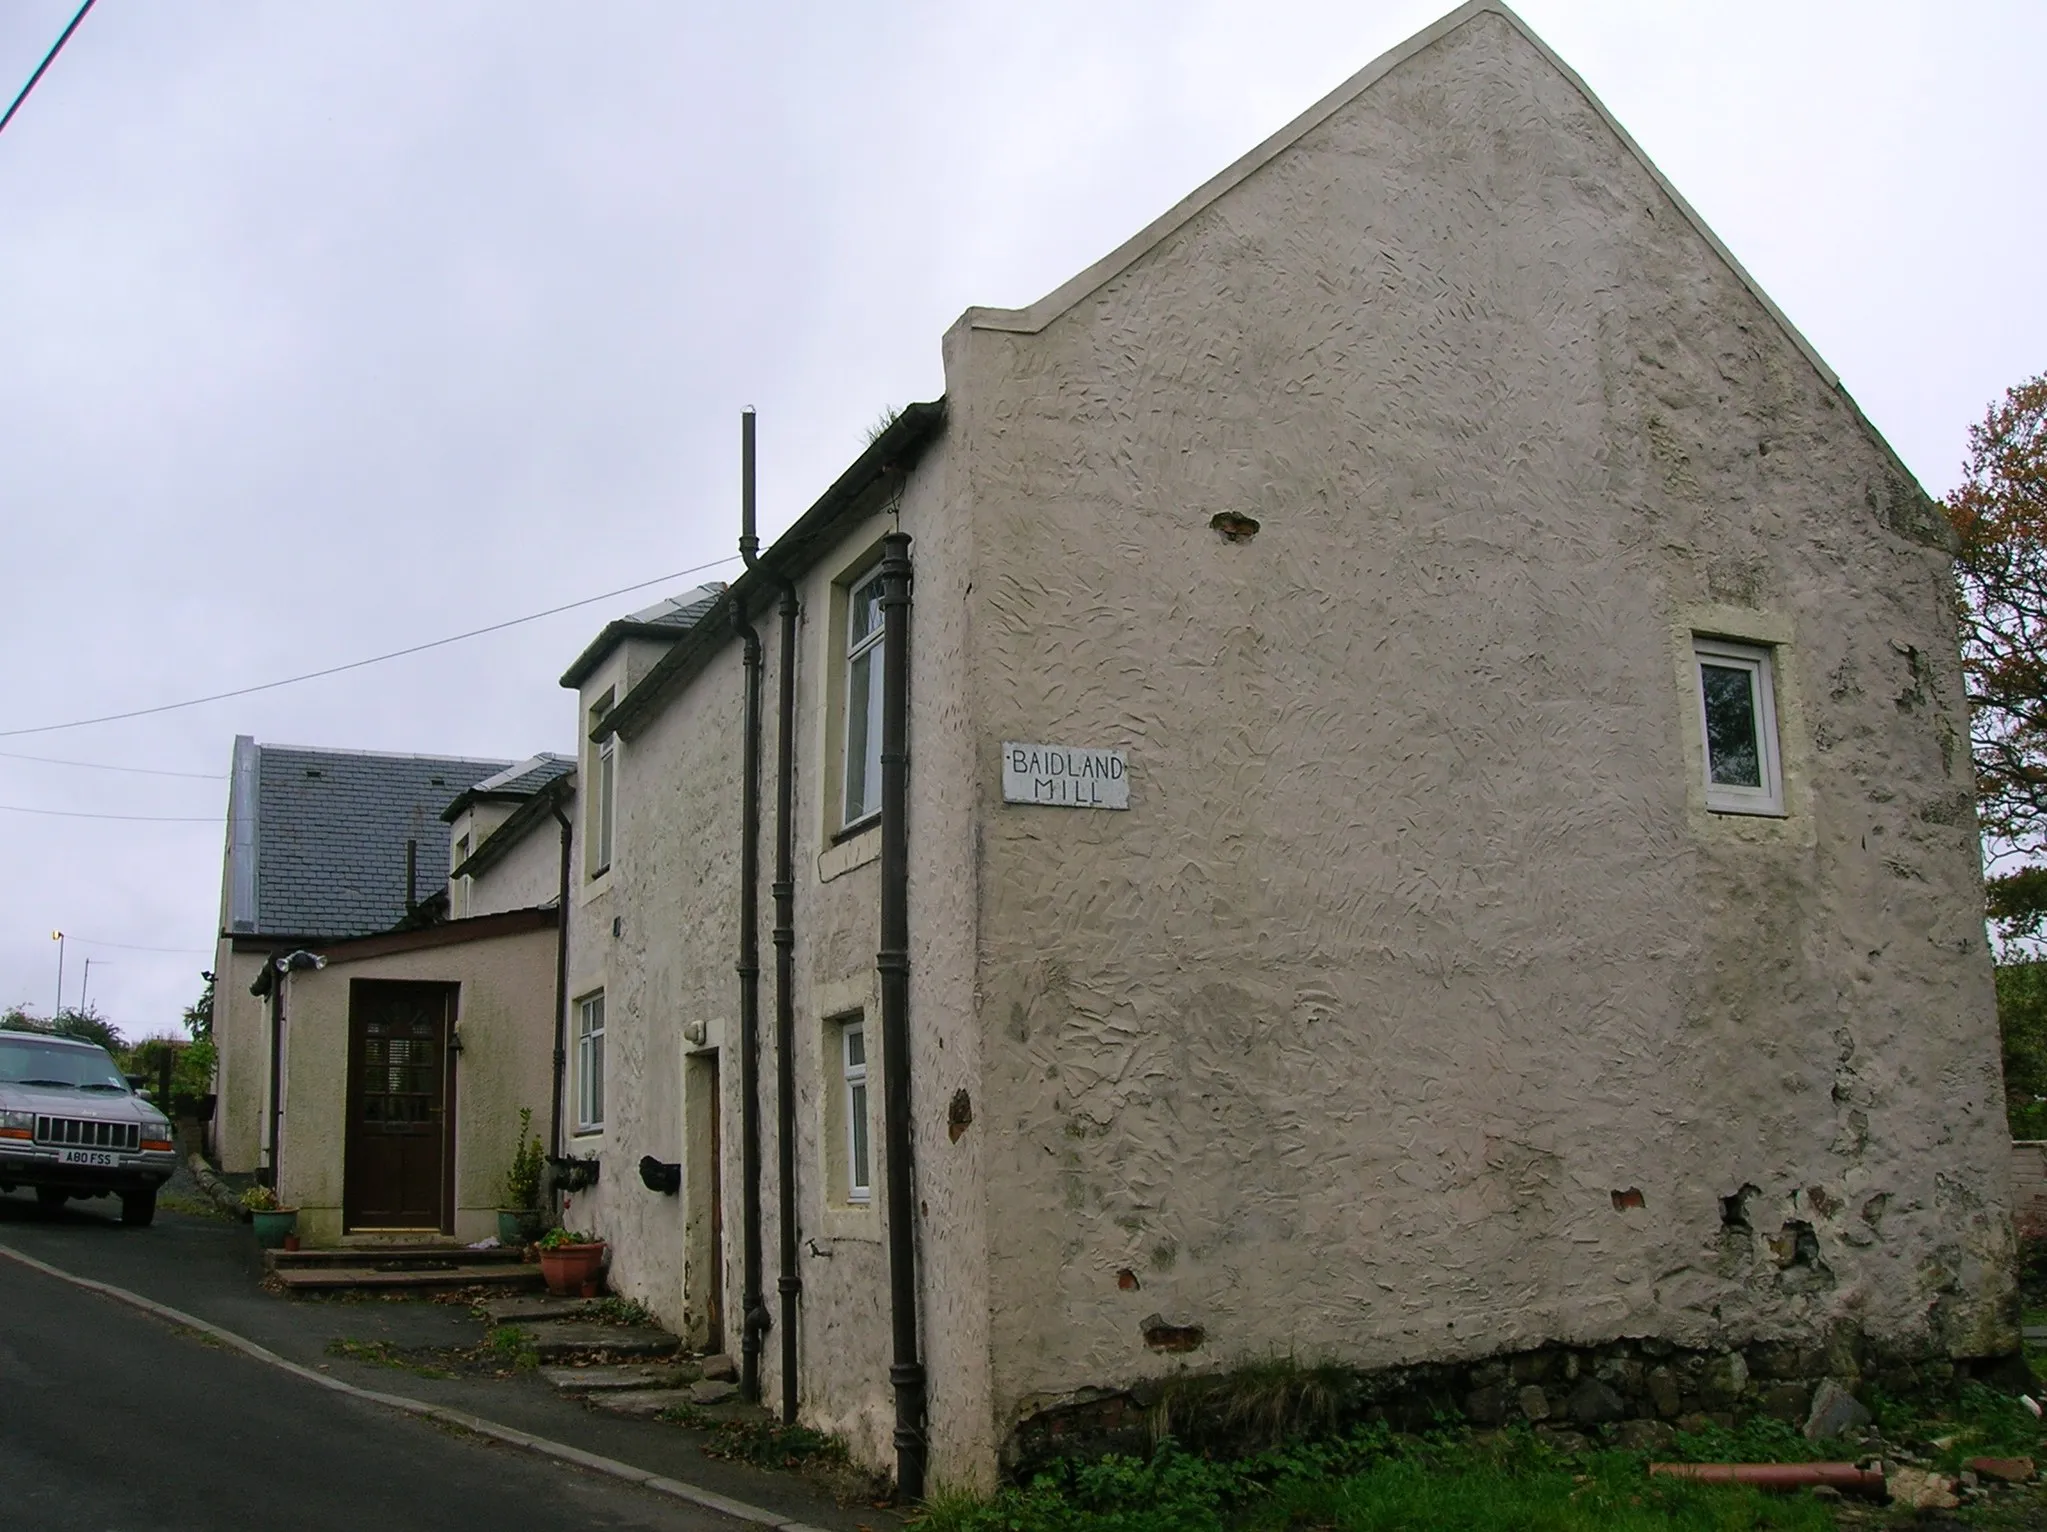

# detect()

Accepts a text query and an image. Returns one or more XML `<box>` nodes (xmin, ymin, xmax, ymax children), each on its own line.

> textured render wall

<box><xmin>597</xmin><ymin>643</ymin><xmax>746</xmax><ymax>1348</ymax></box>
<box><xmin>589</xmin><ymin>451</ymin><xmax>987</xmax><ymax>1482</ymax></box>
<box><xmin>751</xmin><ymin>454</ymin><xmax>992</xmax><ymax>1482</ymax></box>
<box><xmin>560</xmin><ymin>654</ymin><xmax>627</xmax><ymax>1249</ymax></box>
<box><xmin>212</xmin><ymin>943</ymin><xmax>272</xmax><ymax>1172</ymax></box>
<box><xmin>275</xmin><ymin>926</ymin><xmax>557</xmax><ymax>1245</ymax></box>
<box><xmin>467</xmin><ymin>818</ymin><xmax>564</xmax><ymax>918</ymax></box>
<box><xmin>945</xmin><ymin>9</ymin><xmax>2009</xmax><ymax>1451</ymax></box>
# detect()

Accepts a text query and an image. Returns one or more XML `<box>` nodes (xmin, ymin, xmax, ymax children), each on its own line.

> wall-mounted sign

<box><xmin>1001</xmin><ymin>742</ymin><xmax>1128</xmax><ymax>809</ymax></box>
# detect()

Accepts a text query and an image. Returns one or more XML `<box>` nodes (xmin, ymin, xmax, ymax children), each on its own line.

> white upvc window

<box><xmin>588</xmin><ymin>689</ymin><xmax>616</xmax><ymax>879</ymax></box>
<box><xmin>595</xmin><ymin>737</ymin><xmax>616</xmax><ymax>874</ymax></box>
<box><xmin>841</xmin><ymin>571</ymin><xmax>886</xmax><ymax>829</ymax></box>
<box><xmin>1693</xmin><ymin>637</ymin><xmax>1784</xmax><ymax>816</ymax></box>
<box><xmin>576</xmin><ymin>991</ymin><xmax>606</xmax><ymax>1131</ymax></box>
<box><xmin>841</xmin><ymin>1020</ymin><xmax>870</xmax><ymax>1203</ymax></box>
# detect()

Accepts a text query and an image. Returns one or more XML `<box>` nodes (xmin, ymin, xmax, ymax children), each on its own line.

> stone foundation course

<box><xmin>1005</xmin><ymin>1331</ymin><xmax>2029</xmax><ymax>1479</ymax></box>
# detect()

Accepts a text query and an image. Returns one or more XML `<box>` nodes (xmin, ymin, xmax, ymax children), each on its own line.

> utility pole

<box><xmin>51</xmin><ymin>930</ymin><xmax>65</xmax><ymax>1018</ymax></box>
<box><xmin>80</xmin><ymin>957</ymin><xmax>101</xmax><ymax>1014</ymax></box>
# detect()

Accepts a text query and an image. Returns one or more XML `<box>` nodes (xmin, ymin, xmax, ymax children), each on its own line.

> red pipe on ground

<box><xmin>1649</xmin><ymin>1462</ymin><xmax>1886</xmax><ymax>1496</ymax></box>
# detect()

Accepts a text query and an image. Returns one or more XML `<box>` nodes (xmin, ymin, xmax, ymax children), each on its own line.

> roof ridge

<box><xmin>253</xmin><ymin>741</ymin><xmax>518</xmax><ymax>768</ymax></box>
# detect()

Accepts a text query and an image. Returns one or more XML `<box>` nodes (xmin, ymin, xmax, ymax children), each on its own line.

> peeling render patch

<box><xmin>1140</xmin><ymin>1315</ymin><xmax>1206</xmax><ymax>1353</ymax></box>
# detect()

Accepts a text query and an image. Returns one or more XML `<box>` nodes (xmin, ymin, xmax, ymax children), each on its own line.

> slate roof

<box><xmin>223</xmin><ymin>740</ymin><xmax>512</xmax><ymax>940</ymax></box>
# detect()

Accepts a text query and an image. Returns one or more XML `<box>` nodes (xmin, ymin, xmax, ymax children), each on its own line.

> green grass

<box><xmin>582</xmin><ymin>1295</ymin><xmax>655</xmax><ymax>1327</ymax></box>
<box><xmin>481</xmin><ymin>1324</ymin><xmax>539</xmax><ymax>1371</ymax></box>
<box><xmin>322</xmin><ymin>1336</ymin><xmax>455</xmax><ymax>1380</ymax></box>
<box><xmin>654</xmin><ymin>1403</ymin><xmax>849</xmax><ymax>1469</ymax></box>
<box><xmin>917</xmin><ymin>1429</ymin><xmax>1834</xmax><ymax>1532</ymax></box>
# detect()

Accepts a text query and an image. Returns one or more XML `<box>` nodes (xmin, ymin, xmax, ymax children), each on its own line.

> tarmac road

<box><xmin>0</xmin><ymin>1192</ymin><xmax>752</xmax><ymax>1532</ymax></box>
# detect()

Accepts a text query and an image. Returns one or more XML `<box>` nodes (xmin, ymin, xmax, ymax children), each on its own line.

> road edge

<box><xmin>0</xmin><ymin>1238</ymin><xmax>833</xmax><ymax>1532</ymax></box>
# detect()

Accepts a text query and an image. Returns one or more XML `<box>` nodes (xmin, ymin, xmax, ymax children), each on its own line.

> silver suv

<box><xmin>0</xmin><ymin>1028</ymin><xmax>177</xmax><ymax>1226</ymax></box>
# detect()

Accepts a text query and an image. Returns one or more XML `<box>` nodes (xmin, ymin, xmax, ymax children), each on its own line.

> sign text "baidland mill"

<box><xmin>1001</xmin><ymin>743</ymin><xmax>1130</xmax><ymax>810</ymax></box>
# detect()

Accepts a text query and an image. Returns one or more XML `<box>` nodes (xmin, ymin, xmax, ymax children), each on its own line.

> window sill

<box><xmin>817</xmin><ymin>1201</ymin><xmax>882</xmax><ymax>1242</ymax></box>
<box><xmin>819</xmin><ymin>824</ymin><xmax>881</xmax><ymax>883</ymax></box>
<box><xmin>1706</xmin><ymin>802</ymin><xmax>1786</xmax><ymax>819</ymax></box>
<box><xmin>832</xmin><ymin>814</ymin><xmax>880</xmax><ymax>846</ymax></box>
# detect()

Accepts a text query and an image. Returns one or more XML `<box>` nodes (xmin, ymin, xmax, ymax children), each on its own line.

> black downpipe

<box><xmin>263</xmin><ymin>967</ymin><xmax>286</xmax><ymax>1189</ymax></box>
<box><xmin>548</xmin><ymin>800</ymin><xmax>573</xmax><ymax>1173</ymax></box>
<box><xmin>876</xmin><ymin>532</ymin><xmax>925</xmax><ymax>1499</ymax></box>
<box><xmin>739</xmin><ymin>409</ymin><xmax>805</xmax><ymax>1424</ymax></box>
<box><xmin>735</xmin><ymin>418</ymin><xmax>770</xmax><ymax>1405</ymax></box>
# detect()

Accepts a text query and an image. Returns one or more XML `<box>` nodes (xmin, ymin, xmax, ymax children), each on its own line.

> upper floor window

<box><xmin>451</xmin><ymin>833</ymin><xmax>471</xmax><ymax>917</ymax></box>
<box><xmin>1694</xmin><ymin>637</ymin><xmax>1784</xmax><ymax>816</ymax></box>
<box><xmin>588</xmin><ymin>689</ymin><xmax>616</xmax><ymax>877</ymax></box>
<box><xmin>841</xmin><ymin>571</ymin><xmax>886</xmax><ymax>828</ymax></box>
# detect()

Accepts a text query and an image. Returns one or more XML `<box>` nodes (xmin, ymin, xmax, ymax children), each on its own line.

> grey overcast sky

<box><xmin>2</xmin><ymin>1</ymin><xmax>2042</xmax><ymax>1037</ymax></box>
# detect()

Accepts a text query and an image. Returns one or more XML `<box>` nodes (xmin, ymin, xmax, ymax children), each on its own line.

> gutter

<box><xmin>597</xmin><ymin>400</ymin><xmax>944</xmax><ymax>748</ymax></box>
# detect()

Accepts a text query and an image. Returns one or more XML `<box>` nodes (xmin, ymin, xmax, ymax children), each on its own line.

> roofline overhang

<box><xmin>452</xmin><ymin>772</ymin><xmax>576</xmax><ymax>881</ymax></box>
<box><xmin>283</xmin><ymin>905</ymin><xmax>559</xmax><ymax>968</ymax></box>
<box><xmin>559</xmin><ymin>619</ymin><xmax>708</xmax><ymax>693</ymax></box>
<box><xmin>596</xmin><ymin>398</ymin><xmax>945</xmax><ymax>747</ymax></box>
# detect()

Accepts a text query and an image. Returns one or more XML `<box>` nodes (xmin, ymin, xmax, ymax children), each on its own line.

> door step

<box><xmin>524</xmin><ymin>1322</ymin><xmax>681</xmax><ymax>1361</ymax></box>
<box><xmin>272</xmin><ymin>1263</ymin><xmax>545</xmax><ymax>1294</ymax></box>
<box><xmin>266</xmin><ymin>1244</ymin><xmax>527</xmax><ymax>1271</ymax></box>
<box><xmin>541</xmin><ymin>1361</ymin><xmax>702</xmax><ymax>1393</ymax></box>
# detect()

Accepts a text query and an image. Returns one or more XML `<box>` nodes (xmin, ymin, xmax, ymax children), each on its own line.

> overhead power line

<box><xmin>0</xmin><ymin>748</ymin><xmax>224</xmax><ymax>780</ymax></box>
<box><xmin>0</xmin><ymin>803</ymin><xmax>214</xmax><ymax>823</ymax></box>
<box><xmin>0</xmin><ymin>0</ymin><xmax>96</xmax><ymax>139</ymax></box>
<box><xmin>0</xmin><ymin>555</ymin><xmax>741</xmax><ymax>740</ymax></box>
<box><xmin>65</xmin><ymin>935</ymin><xmax>213</xmax><ymax>955</ymax></box>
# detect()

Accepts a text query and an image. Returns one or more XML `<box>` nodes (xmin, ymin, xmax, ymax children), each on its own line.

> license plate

<box><xmin>58</xmin><ymin>1149</ymin><xmax>115</xmax><ymax>1167</ymax></box>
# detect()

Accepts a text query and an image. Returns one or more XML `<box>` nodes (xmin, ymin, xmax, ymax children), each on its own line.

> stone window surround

<box><xmin>1668</xmin><ymin>603</ymin><xmax>1811</xmax><ymax>844</ymax></box>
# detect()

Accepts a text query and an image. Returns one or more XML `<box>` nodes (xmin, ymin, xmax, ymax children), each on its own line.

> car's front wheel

<box><xmin>119</xmin><ymin>1189</ymin><xmax>156</xmax><ymax>1227</ymax></box>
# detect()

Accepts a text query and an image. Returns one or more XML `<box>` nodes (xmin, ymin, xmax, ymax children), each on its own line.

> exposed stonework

<box><xmin>1005</xmin><ymin>1329</ymin><xmax>2008</xmax><ymax>1480</ymax></box>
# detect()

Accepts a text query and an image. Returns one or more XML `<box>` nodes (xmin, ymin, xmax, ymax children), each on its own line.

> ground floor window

<box><xmin>576</xmin><ymin>991</ymin><xmax>605</xmax><ymax>1131</ymax></box>
<box><xmin>840</xmin><ymin>1018</ymin><xmax>870</xmax><ymax>1203</ymax></box>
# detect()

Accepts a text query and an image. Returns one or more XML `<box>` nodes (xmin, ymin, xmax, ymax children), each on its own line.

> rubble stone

<box><xmin>1804</xmin><ymin>1378</ymin><xmax>1873</xmax><ymax>1441</ymax></box>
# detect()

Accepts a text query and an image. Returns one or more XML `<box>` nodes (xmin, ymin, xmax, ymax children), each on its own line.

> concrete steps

<box><xmin>265</xmin><ymin>1243</ymin><xmax>527</xmax><ymax>1271</ymax></box>
<box><xmin>267</xmin><ymin>1244</ymin><xmax>544</xmax><ymax>1294</ymax></box>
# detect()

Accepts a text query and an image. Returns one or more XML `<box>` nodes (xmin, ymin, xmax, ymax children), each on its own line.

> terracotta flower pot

<box><xmin>539</xmin><ymin>1241</ymin><xmax>606</xmax><ymax>1296</ymax></box>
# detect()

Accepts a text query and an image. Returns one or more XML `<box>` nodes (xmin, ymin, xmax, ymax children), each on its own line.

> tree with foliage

<box><xmin>1945</xmin><ymin>372</ymin><xmax>2047</xmax><ymax>939</ymax></box>
<box><xmin>2000</xmin><ymin>960</ymin><xmax>2047</xmax><ymax>1138</ymax></box>
<box><xmin>0</xmin><ymin>1003</ymin><xmax>125</xmax><ymax>1053</ymax></box>
<box><xmin>182</xmin><ymin>970</ymin><xmax>215</xmax><ymax>1042</ymax></box>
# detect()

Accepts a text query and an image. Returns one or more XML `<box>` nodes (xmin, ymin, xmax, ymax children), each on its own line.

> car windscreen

<box><xmin>0</xmin><ymin>1033</ymin><xmax>130</xmax><ymax>1091</ymax></box>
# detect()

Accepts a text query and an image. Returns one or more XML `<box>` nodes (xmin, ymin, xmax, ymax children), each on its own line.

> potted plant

<box><xmin>241</xmin><ymin>1183</ymin><xmax>299</xmax><ymax>1250</ymax></box>
<box><xmin>496</xmin><ymin>1107</ymin><xmax>546</xmax><ymax>1247</ymax></box>
<box><xmin>537</xmin><ymin>1226</ymin><xmax>607</xmax><ymax>1297</ymax></box>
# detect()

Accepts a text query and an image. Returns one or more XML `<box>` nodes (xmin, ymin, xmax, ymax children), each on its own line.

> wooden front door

<box><xmin>344</xmin><ymin>980</ymin><xmax>453</xmax><ymax>1231</ymax></box>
